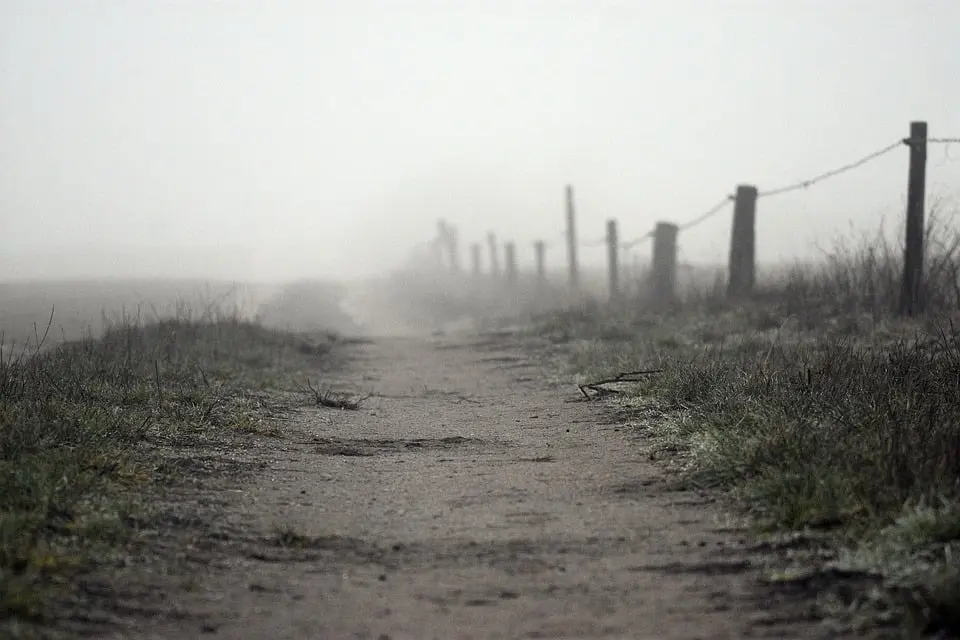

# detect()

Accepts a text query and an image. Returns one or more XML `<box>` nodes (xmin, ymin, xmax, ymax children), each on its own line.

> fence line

<box><xmin>676</xmin><ymin>195</ymin><xmax>736</xmax><ymax>233</ymax></box>
<box><xmin>620</xmin><ymin>230</ymin><xmax>655</xmax><ymax>250</ymax></box>
<box><xmin>427</xmin><ymin>121</ymin><xmax>959</xmax><ymax>315</ymax></box>
<box><xmin>579</xmin><ymin>237</ymin><xmax>608</xmax><ymax>248</ymax></box>
<box><xmin>757</xmin><ymin>139</ymin><xmax>904</xmax><ymax>199</ymax></box>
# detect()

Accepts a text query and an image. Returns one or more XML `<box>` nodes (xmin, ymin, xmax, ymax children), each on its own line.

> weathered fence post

<box><xmin>631</xmin><ymin>252</ymin><xmax>642</xmax><ymax>298</ymax></box>
<box><xmin>534</xmin><ymin>240</ymin><xmax>546</xmax><ymax>283</ymax></box>
<box><xmin>606</xmin><ymin>219</ymin><xmax>620</xmax><ymax>301</ymax></box>
<box><xmin>900</xmin><ymin>121</ymin><xmax>928</xmax><ymax>315</ymax></box>
<box><xmin>505</xmin><ymin>242</ymin><xmax>517</xmax><ymax>286</ymax></box>
<box><xmin>727</xmin><ymin>185</ymin><xmax>758</xmax><ymax>298</ymax></box>
<box><xmin>566</xmin><ymin>185</ymin><xmax>580</xmax><ymax>290</ymax></box>
<box><xmin>434</xmin><ymin>219</ymin><xmax>449</xmax><ymax>268</ymax></box>
<box><xmin>651</xmin><ymin>222</ymin><xmax>678</xmax><ymax>302</ymax></box>
<box><xmin>470</xmin><ymin>243</ymin><xmax>481</xmax><ymax>276</ymax></box>
<box><xmin>430</xmin><ymin>236</ymin><xmax>443</xmax><ymax>267</ymax></box>
<box><xmin>487</xmin><ymin>232</ymin><xmax>500</xmax><ymax>277</ymax></box>
<box><xmin>447</xmin><ymin>224</ymin><xmax>460</xmax><ymax>272</ymax></box>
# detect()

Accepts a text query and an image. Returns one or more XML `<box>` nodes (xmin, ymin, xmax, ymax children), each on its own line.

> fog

<box><xmin>2</xmin><ymin>0</ymin><xmax>959</xmax><ymax>283</ymax></box>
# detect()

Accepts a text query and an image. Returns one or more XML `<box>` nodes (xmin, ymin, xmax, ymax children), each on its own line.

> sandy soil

<box><xmin>97</xmin><ymin>329</ymin><xmax>842</xmax><ymax>640</ymax></box>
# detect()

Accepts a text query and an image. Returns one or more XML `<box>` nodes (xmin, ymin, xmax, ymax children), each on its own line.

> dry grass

<box><xmin>0</xmin><ymin>307</ymin><xmax>335</xmax><ymax>638</ymax></box>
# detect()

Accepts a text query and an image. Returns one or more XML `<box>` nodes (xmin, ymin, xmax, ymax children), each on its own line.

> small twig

<box><xmin>578</xmin><ymin>369</ymin><xmax>663</xmax><ymax>400</ymax></box>
<box><xmin>154</xmin><ymin>360</ymin><xmax>164</xmax><ymax>409</ymax></box>
<box><xmin>33</xmin><ymin>306</ymin><xmax>55</xmax><ymax>355</ymax></box>
<box><xmin>298</xmin><ymin>378</ymin><xmax>369</xmax><ymax>410</ymax></box>
<box><xmin>317</xmin><ymin>393</ymin><xmax>369</xmax><ymax>411</ymax></box>
<box><xmin>200</xmin><ymin>397</ymin><xmax>222</xmax><ymax>422</ymax></box>
<box><xmin>197</xmin><ymin>365</ymin><xmax>210</xmax><ymax>388</ymax></box>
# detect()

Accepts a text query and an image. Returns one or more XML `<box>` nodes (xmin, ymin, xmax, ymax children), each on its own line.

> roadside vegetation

<box><xmin>0</xmin><ymin>306</ymin><xmax>337</xmax><ymax>639</ymax></box>
<box><xmin>527</xmin><ymin>205</ymin><xmax>960</xmax><ymax>637</ymax></box>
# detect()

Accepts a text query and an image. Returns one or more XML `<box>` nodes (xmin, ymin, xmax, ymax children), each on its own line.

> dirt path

<box><xmin>111</xmin><ymin>331</ymin><xmax>832</xmax><ymax>640</ymax></box>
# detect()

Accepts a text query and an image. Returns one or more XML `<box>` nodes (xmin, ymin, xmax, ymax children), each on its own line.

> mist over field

<box><xmin>2</xmin><ymin>0</ymin><xmax>960</xmax><ymax>339</ymax></box>
<box><xmin>8</xmin><ymin>5</ymin><xmax>960</xmax><ymax>638</ymax></box>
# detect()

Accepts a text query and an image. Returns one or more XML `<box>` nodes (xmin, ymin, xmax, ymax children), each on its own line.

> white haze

<box><xmin>1</xmin><ymin>0</ymin><xmax>959</xmax><ymax>283</ymax></box>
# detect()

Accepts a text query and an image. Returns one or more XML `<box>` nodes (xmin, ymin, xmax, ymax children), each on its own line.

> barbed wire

<box><xmin>441</xmin><ymin>133</ymin><xmax>960</xmax><ymax>262</ymax></box>
<box><xmin>677</xmin><ymin>195</ymin><xmax>736</xmax><ymax>232</ymax></box>
<box><xmin>757</xmin><ymin>139</ymin><xmax>904</xmax><ymax>199</ymax></box>
<box><xmin>620</xmin><ymin>230</ymin><xmax>654</xmax><ymax>250</ymax></box>
<box><xmin>537</xmin><ymin>230</ymin><xmax>567</xmax><ymax>250</ymax></box>
<box><xmin>932</xmin><ymin>142</ymin><xmax>958</xmax><ymax>168</ymax></box>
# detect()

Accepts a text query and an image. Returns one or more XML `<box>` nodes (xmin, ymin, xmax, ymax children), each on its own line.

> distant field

<box><xmin>0</xmin><ymin>278</ymin><xmax>363</xmax><ymax>354</ymax></box>
<box><xmin>0</xmin><ymin>263</ymin><xmax>783</xmax><ymax>356</ymax></box>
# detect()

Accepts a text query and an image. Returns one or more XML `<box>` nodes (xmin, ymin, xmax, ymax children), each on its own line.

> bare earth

<box><xmin>102</xmin><ymin>330</ymin><xmax>837</xmax><ymax>640</ymax></box>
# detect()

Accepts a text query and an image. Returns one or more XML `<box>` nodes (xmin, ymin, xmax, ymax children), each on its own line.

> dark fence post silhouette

<box><xmin>606</xmin><ymin>219</ymin><xmax>620</xmax><ymax>301</ymax></box>
<box><xmin>900</xmin><ymin>121</ymin><xmax>928</xmax><ymax>315</ymax></box>
<box><xmin>652</xmin><ymin>222</ymin><xmax>678</xmax><ymax>301</ymax></box>
<box><xmin>471</xmin><ymin>243</ymin><xmax>481</xmax><ymax>276</ymax></box>
<box><xmin>447</xmin><ymin>223</ymin><xmax>460</xmax><ymax>272</ymax></box>
<box><xmin>431</xmin><ymin>121</ymin><xmax>948</xmax><ymax>313</ymax></box>
<box><xmin>430</xmin><ymin>236</ymin><xmax>443</xmax><ymax>267</ymax></box>
<box><xmin>487</xmin><ymin>232</ymin><xmax>500</xmax><ymax>277</ymax></box>
<box><xmin>435</xmin><ymin>219</ymin><xmax>449</xmax><ymax>268</ymax></box>
<box><xmin>534</xmin><ymin>240</ymin><xmax>546</xmax><ymax>284</ymax></box>
<box><xmin>505</xmin><ymin>242</ymin><xmax>517</xmax><ymax>286</ymax></box>
<box><xmin>727</xmin><ymin>185</ymin><xmax>758</xmax><ymax>298</ymax></box>
<box><xmin>566</xmin><ymin>185</ymin><xmax>579</xmax><ymax>290</ymax></box>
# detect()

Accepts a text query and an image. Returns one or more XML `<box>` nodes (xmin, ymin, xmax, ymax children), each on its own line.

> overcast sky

<box><xmin>2</xmin><ymin>0</ymin><xmax>959</xmax><ymax>282</ymax></box>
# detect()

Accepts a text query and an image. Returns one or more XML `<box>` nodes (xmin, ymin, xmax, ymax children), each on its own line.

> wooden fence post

<box><xmin>487</xmin><ymin>232</ymin><xmax>500</xmax><ymax>277</ymax></box>
<box><xmin>447</xmin><ymin>224</ymin><xmax>460</xmax><ymax>272</ymax></box>
<box><xmin>900</xmin><ymin>121</ymin><xmax>928</xmax><ymax>315</ymax></box>
<box><xmin>434</xmin><ymin>219</ymin><xmax>448</xmax><ymax>268</ymax></box>
<box><xmin>430</xmin><ymin>236</ymin><xmax>443</xmax><ymax>267</ymax></box>
<box><xmin>607</xmin><ymin>219</ymin><xmax>620</xmax><ymax>301</ymax></box>
<box><xmin>566</xmin><ymin>185</ymin><xmax>579</xmax><ymax>290</ymax></box>
<box><xmin>727</xmin><ymin>185</ymin><xmax>758</xmax><ymax>298</ymax></box>
<box><xmin>534</xmin><ymin>240</ymin><xmax>546</xmax><ymax>283</ymax></box>
<box><xmin>505</xmin><ymin>242</ymin><xmax>517</xmax><ymax>286</ymax></box>
<box><xmin>651</xmin><ymin>222</ymin><xmax>678</xmax><ymax>301</ymax></box>
<box><xmin>471</xmin><ymin>243</ymin><xmax>481</xmax><ymax>276</ymax></box>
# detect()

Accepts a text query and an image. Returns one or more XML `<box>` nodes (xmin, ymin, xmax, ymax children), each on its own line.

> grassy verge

<box><xmin>0</xmin><ymin>312</ymin><xmax>337</xmax><ymax>638</ymax></box>
<box><xmin>525</xmin><ymin>215</ymin><xmax>960</xmax><ymax>637</ymax></box>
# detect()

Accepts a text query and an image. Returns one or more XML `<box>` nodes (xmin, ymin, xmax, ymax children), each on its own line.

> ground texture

<box><xmin>98</xmin><ymin>330</ymin><xmax>843</xmax><ymax>640</ymax></box>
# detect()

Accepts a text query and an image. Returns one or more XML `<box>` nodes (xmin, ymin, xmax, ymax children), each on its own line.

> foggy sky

<box><xmin>2</xmin><ymin>0</ymin><xmax>959</xmax><ymax>282</ymax></box>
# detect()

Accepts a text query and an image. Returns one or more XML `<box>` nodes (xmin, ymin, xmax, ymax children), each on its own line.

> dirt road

<box><xmin>112</xmin><ymin>330</ymin><xmax>831</xmax><ymax>640</ymax></box>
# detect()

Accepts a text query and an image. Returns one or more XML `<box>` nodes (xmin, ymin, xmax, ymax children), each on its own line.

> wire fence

<box><xmin>676</xmin><ymin>195</ymin><xmax>736</xmax><ymax>233</ymax></box>
<box><xmin>519</xmin><ymin>133</ymin><xmax>959</xmax><ymax>260</ymax></box>
<box><xmin>436</xmin><ymin>127</ymin><xmax>960</xmax><ymax>298</ymax></box>
<box><xmin>755</xmin><ymin>139</ymin><xmax>905</xmax><ymax>199</ymax></box>
<box><xmin>622</xmin><ymin>134</ymin><xmax>960</xmax><ymax>245</ymax></box>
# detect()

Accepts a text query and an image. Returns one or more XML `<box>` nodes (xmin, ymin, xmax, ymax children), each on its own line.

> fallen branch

<box><xmin>297</xmin><ymin>378</ymin><xmax>370</xmax><ymax>410</ymax></box>
<box><xmin>578</xmin><ymin>369</ymin><xmax>663</xmax><ymax>400</ymax></box>
<box><xmin>317</xmin><ymin>394</ymin><xmax>369</xmax><ymax>410</ymax></box>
